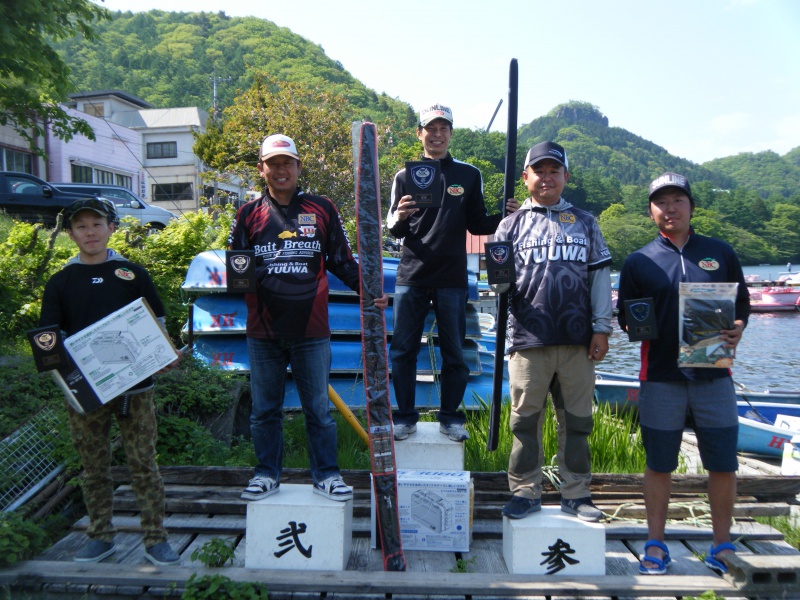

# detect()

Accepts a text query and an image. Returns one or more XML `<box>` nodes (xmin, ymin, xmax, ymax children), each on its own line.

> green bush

<box><xmin>156</xmin><ymin>415</ymin><xmax>231</xmax><ymax>466</ymax></box>
<box><xmin>190</xmin><ymin>537</ymin><xmax>236</xmax><ymax>567</ymax></box>
<box><xmin>155</xmin><ymin>354</ymin><xmax>242</xmax><ymax>419</ymax></box>
<box><xmin>182</xmin><ymin>574</ymin><xmax>268</xmax><ymax>599</ymax></box>
<box><xmin>0</xmin><ymin>511</ymin><xmax>50</xmax><ymax>567</ymax></box>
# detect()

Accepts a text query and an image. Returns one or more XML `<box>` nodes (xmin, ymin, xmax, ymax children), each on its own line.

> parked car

<box><xmin>0</xmin><ymin>172</ymin><xmax>91</xmax><ymax>227</ymax></box>
<box><xmin>52</xmin><ymin>183</ymin><xmax>177</xmax><ymax>232</ymax></box>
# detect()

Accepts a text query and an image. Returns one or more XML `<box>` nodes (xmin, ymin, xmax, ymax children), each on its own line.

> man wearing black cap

<box><xmin>493</xmin><ymin>141</ymin><xmax>613</xmax><ymax>523</ymax></box>
<box><xmin>386</xmin><ymin>103</ymin><xmax>518</xmax><ymax>442</ymax></box>
<box><xmin>39</xmin><ymin>198</ymin><xmax>181</xmax><ymax>566</ymax></box>
<box><xmin>618</xmin><ymin>172</ymin><xmax>749</xmax><ymax>575</ymax></box>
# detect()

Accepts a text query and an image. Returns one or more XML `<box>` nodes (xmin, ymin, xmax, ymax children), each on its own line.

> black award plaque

<box><xmin>624</xmin><ymin>298</ymin><xmax>658</xmax><ymax>342</ymax></box>
<box><xmin>485</xmin><ymin>241</ymin><xmax>515</xmax><ymax>285</ymax></box>
<box><xmin>405</xmin><ymin>160</ymin><xmax>442</xmax><ymax>208</ymax></box>
<box><xmin>226</xmin><ymin>250</ymin><xmax>256</xmax><ymax>293</ymax></box>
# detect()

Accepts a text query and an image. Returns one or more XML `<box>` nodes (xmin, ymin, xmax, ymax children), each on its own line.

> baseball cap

<box><xmin>524</xmin><ymin>141</ymin><xmax>569</xmax><ymax>170</ymax></box>
<box><xmin>419</xmin><ymin>104</ymin><xmax>454</xmax><ymax>127</ymax></box>
<box><xmin>260</xmin><ymin>134</ymin><xmax>300</xmax><ymax>161</ymax></box>
<box><xmin>61</xmin><ymin>197</ymin><xmax>118</xmax><ymax>229</ymax></box>
<box><xmin>649</xmin><ymin>172</ymin><xmax>692</xmax><ymax>201</ymax></box>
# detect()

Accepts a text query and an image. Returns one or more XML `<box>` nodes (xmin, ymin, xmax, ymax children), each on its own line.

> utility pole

<box><xmin>209</xmin><ymin>69</ymin><xmax>232</xmax><ymax>119</ymax></box>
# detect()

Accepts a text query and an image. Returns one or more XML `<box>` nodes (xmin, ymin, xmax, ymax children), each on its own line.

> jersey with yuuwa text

<box><xmin>494</xmin><ymin>198</ymin><xmax>612</xmax><ymax>351</ymax></box>
<box><xmin>228</xmin><ymin>189</ymin><xmax>360</xmax><ymax>339</ymax></box>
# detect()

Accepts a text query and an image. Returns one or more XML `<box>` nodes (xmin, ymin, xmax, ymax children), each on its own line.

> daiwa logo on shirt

<box><xmin>699</xmin><ymin>258</ymin><xmax>720</xmax><ymax>271</ymax></box>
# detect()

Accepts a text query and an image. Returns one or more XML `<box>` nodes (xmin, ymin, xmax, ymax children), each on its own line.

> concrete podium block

<box><xmin>503</xmin><ymin>506</ymin><xmax>605</xmax><ymax>575</ymax></box>
<box><xmin>394</xmin><ymin>422</ymin><xmax>464</xmax><ymax>470</ymax></box>
<box><xmin>245</xmin><ymin>483</ymin><xmax>352</xmax><ymax>570</ymax></box>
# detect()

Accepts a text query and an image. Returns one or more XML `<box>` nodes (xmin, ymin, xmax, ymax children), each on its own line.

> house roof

<box><xmin>68</xmin><ymin>90</ymin><xmax>153</xmax><ymax>109</ymax></box>
<box><xmin>114</xmin><ymin>107</ymin><xmax>208</xmax><ymax>130</ymax></box>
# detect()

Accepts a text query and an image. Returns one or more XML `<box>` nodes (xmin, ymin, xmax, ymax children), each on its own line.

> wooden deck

<box><xmin>3</xmin><ymin>461</ymin><xmax>800</xmax><ymax>599</ymax></box>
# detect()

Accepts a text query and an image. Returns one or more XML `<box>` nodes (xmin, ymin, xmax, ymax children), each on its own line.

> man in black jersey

<box><xmin>386</xmin><ymin>104</ymin><xmax>518</xmax><ymax>442</ymax></box>
<box><xmin>39</xmin><ymin>198</ymin><xmax>181</xmax><ymax>566</ymax></box>
<box><xmin>229</xmin><ymin>134</ymin><xmax>387</xmax><ymax>502</ymax></box>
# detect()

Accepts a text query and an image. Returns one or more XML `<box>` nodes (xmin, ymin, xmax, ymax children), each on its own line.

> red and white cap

<box><xmin>260</xmin><ymin>134</ymin><xmax>300</xmax><ymax>160</ymax></box>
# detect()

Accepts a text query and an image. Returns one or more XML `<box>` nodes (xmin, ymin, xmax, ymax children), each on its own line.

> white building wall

<box><xmin>46</xmin><ymin>107</ymin><xmax>143</xmax><ymax>190</ymax></box>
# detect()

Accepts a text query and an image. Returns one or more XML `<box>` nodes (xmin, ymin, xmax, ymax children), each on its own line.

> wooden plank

<box><xmin>1</xmin><ymin>560</ymin><xmax>742</xmax><ymax>597</ymax></box>
<box><xmin>109</xmin><ymin>466</ymin><xmax>800</xmax><ymax>499</ymax></box>
<box><xmin>605</xmin><ymin>539</ymin><xmax>640</xmax><ymax>576</ymax></box>
<box><xmin>463</xmin><ymin>538</ymin><xmax>509</xmax><ymax>574</ymax></box>
<box><xmin>405</xmin><ymin>549</ymin><xmax>458</xmax><ymax>573</ymax></box>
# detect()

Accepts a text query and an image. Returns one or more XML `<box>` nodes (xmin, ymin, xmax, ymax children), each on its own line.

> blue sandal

<box><xmin>705</xmin><ymin>541</ymin><xmax>736</xmax><ymax>574</ymax></box>
<box><xmin>639</xmin><ymin>540</ymin><xmax>671</xmax><ymax>575</ymax></box>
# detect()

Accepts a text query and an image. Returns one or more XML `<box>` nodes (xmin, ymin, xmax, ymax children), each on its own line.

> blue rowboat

<box><xmin>192</xmin><ymin>335</ymin><xmax>484</xmax><ymax>376</ymax></box>
<box><xmin>737</xmin><ymin>405</ymin><xmax>800</xmax><ymax>457</ymax></box>
<box><xmin>181</xmin><ymin>250</ymin><xmax>480</xmax><ymax>301</ymax></box>
<box><xmin>185</xmin><ymin>293</ymin><xmax>485</xmax><ymax>340</ymax></box>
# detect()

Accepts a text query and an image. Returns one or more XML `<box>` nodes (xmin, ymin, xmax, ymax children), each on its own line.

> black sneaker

<box><xmin>144</xmin><ymin>541</ymin><xmax>180</xmax><ymax>566</ymax></box>
<box><xmin>74</xmin><ymin>540</ymin><xmax>116</xmax><ymax>563</ymax></box>
<box><xmin>561</xmin><ymin>497</ymin><xmax>603</xmax><ymax>522</ymax></box>
<box><xmin>241</xmin><ymin>475</ymin><xmax>279</xmax><ymax>500</ymax></box>
<box><xmin>502</xmin><ymin>495</ymin><xmax>541</xmax><ymax>519</ymax></box>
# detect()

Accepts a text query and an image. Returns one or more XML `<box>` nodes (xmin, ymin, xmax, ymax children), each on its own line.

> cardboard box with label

<box><xmin>371</xmin><ymin>469</ymin><xmax>473</xmax><ymax>552</ymax></box>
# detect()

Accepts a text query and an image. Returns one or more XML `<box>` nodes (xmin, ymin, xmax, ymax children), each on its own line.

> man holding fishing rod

<box><xmin>492</xmin><ymin>141</ymin><xmax>613</xmax><ymax>523</ymax></box>
<box><xmin>386</xmin><ymin>103</ymin><xmax>518</xmax><ymax>443</ymax></box>
<box><xmin>618</xmin><ymin>171</ymin><xmax>750</xmax><ymax>575</ymax></box>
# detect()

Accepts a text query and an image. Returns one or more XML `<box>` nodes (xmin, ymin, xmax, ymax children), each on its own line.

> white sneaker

<box><xmin>440</xmin><ymin>422</ymin><xmax>469</xmax><ymax>441</ymax></box>
<box><xmin>313</xmin><ymin>476</ymin><xmax>353</xmax><ymax>502</ymax></box>
<box><xmin>241</xmin><ymin>475</ymin><xmax>279</xmax><ymax>500</ymax></box>
<box><xmin>393</xmin><ymin>423</ymin><xmax>417</xmax><ymax>440</ymax></box>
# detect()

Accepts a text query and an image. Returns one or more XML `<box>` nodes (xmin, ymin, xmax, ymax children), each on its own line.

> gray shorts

<box><xmin>639</xmin><ymin>378</ymin><xmax>739</xmax><ymax>473</ymax></box>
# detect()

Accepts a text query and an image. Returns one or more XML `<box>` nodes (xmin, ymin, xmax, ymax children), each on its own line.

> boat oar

<box><xmin>328</xmin><ymin>384</ymin><xmax>369</xmax><ymax>445</ymax></box>
<box><xmin>735</xmin><ymin>381</ymin><xmax>771</xmax><ymax>424</ymax></box>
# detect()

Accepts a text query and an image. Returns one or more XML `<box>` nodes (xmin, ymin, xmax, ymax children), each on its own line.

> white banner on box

<box><xmin>64</xmin><ymin>297</ymin><xmax>178</xmax><ymax>404</ymax></box>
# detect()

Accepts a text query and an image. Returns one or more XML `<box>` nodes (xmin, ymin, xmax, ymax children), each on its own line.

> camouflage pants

<box><xmin>67</xmin><ymin>388</ymin><xmax>167</xmax><ymax>547</ymax></box>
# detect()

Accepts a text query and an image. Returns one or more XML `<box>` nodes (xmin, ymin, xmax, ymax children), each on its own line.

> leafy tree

<box><xmin>763</xmin><ymin>204</ymin><xmax>800</xmax><ymax>263</ymax></box>
<box><xmin>0</xmin><ymin>0</ymin><xmax>109</xmax><ymax>151</ymax></box>
<box><xmin>597</xmin><ymin>204</ymin><xmax>654</xmax><ymax>269</ymax></box>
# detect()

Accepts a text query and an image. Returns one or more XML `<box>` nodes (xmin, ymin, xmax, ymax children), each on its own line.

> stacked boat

<box><xmin>594</xmin><ymin>371</ymin><xmax>800</xmax><ymax>458</ymax></box>
<box><xmin>181</xmin><ymin>250</ymin><xmax>507</xmax><ymax>411</ymax></box>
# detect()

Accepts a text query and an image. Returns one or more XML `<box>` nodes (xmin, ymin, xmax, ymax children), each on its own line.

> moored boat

<box><xmin>736</xmin><ymin>402</ymin><xmax>800</xmax><ymax>457</ymax></box>
<box><xmin>747</xmin><ymin>286</ymin><xmax>800</xmax><ymax>312</ymax></box>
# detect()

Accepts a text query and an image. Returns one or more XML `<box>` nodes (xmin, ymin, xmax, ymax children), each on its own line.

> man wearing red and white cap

<box><xmin>229</xmin><ymin>134</ymin><xmax>387</xmax><ymax>503</ymax></box>
<box><xmin>387</xmin><ymin>104</ymin><xmax>517</xmax><ymax>443</ymax></box>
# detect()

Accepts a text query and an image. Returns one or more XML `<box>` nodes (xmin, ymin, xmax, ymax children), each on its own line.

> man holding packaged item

<box><xmin>387</xmin><ymin>103</ymin><xmax>518</xmax><ymax>442</ymax></box>
<box><xmin>618</xmin><ymin>172</ymin><xmax>750</xmax><ymax>575</ymax></box>
<box><xmin>230</xmin><ymin>134</ymin><xmax>387</xmax><ymax>502</ymax></box>
<box><xmin>39</xmin><ymin>198</ymin><xmax>181</xmax><ymax>565</ymax></box>
<box><xmin>492</xmin><ymin>141</ymin><xmax>613</xmax><ymax>523</ymax></box>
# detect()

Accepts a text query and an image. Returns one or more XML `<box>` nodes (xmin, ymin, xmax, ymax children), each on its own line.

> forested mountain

<box><xmin>704</xmin><ymin>150</ymin><xmax>800</xmax><ymax>200</ymax></box>
<box><xmin>51</xmin><ymin>10</ymin><xmax>417</xmax><ymax>134</ymax></box>
<box><xmin>518</xmin><ymin>102</ymin><xmax>736</xmax><ymax>190</ymax></box>
<box><xmin>48</xmin><ymin>10</ymin><xmax>799</xmax><ymax>265</ymax></box>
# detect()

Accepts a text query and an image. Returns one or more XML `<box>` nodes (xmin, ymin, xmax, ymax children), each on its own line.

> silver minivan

<box><xmin>53</xmin><ymin>183</ymin><xmax>177</xmax><ymax>232</ymax></box>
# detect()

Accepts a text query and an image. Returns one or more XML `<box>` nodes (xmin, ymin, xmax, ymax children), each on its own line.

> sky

<box><xmin>91</xmin><ymin>0</ymin><xmax>800</xmax><ymax>165</ymax></box>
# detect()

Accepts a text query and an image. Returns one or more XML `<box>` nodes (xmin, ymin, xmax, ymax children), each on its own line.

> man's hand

<box><xmin>373</xmin><ymin>294</ymin><xmax>389</xmax><ymax>309</ymax></box>
<box><xmin>588</xmin><ymin>333</ymin><xmax>609</xmax><ymax>361</ymax></box>
<box><xmin>721</xmin><ymin>320</ymin><xmax>745</xmax><ymax>349</ymax></box>
<box><xmin>505</xmin><ymin>198</ymin><xmax>520</xmax><ymax>214</ymax></box>
<box><xmin>394</xmin><ymin>195</ymin><xmax>418</xmax><ymax>221</ymax></box>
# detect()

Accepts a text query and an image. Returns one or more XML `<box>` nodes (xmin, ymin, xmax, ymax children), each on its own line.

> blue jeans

<box><xmin>247</xmin><ymin>336</ymin><xmax>339</xmax><ymax>484</ymax></box>
<box><xmin>390</xmin><ymin>285</ymin><xmax>468</xmax><ymax>426</ymax></box>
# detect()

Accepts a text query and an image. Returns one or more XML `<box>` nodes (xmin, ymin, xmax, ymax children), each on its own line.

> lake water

<box><xmin>604</xmin><ymin>265</ymin><xmax>799</xmax><ymax>392</ymax></box>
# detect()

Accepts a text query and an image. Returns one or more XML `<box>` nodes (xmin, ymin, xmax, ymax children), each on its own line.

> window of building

<box><xmin>83</xmin><ymin>103</ymin><xmax>105</xmax><ymax>118</ymax></box>
<box><xmin>146</xmin><ymin>142</ymin><xmax>178</xmax><ymax>159</ymax></box>
<box><xmin>152</xmin><ymin>182</ymin><xmax>192</xmax><ymax>202</ymax></box>
<box><xmin>115</xmin><ymin>174</ymin><xmax>132</xmax><ymax>190</ymax></box>
<box><xmin>96</xmin><ymin>169</ymin><xmax>115</xmax><ymax>185</ymax></box>
<box><xmin>3</xmin><ymin>149</ymin><xmax>33</xmax><ymax>173</ymax></box>
<box><xmin>71</xmin><ymin>165</ymin><xmax>93</xmax><ymax>183</ymax></box>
